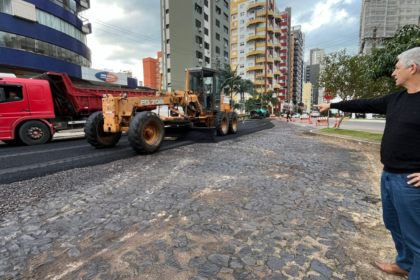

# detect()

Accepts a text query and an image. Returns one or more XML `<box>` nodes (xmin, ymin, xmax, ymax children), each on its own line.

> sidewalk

<box><xmin>53</xmin><ymin>129</ymin><xmax>85</xmax><ymax>140</ymax></box>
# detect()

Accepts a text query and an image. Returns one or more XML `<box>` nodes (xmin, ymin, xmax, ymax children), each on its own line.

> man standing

<box><xmin>7</xmin><ymin>92</ymin><xmax>20</xmax><ymax>101</ymax></box>
<box><xmin>316</xmin><ymin>47</ymin><xmax>420</xmax><ymax>279</ymax></box>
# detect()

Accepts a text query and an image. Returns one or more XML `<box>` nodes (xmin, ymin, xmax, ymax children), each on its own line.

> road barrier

<box><xmin>334</xmin><ymin>118</ymin><xmax>338</xmax><ymax>128</ymax></box>
<box><xmin>316</xmin><ymin>117</ymin><xmax>329</xmax><ymax>126</ymax></box>
<box><xmin>270</xmin><ymin>114</ymin><xmax>277</xmax><ymax>119</ymax></box>
<box><xmin>300</xmin><ymin>116</ymin><xmax>309</xmax><ymax>123</ymax></box>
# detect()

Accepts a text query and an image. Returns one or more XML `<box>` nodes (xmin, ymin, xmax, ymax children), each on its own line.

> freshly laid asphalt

<box><xmin>0</xmin><ymin>120</ymin><xmax>274</xmax><ymax>185</ymax></box>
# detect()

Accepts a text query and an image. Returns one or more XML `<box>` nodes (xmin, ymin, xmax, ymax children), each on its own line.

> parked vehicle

<box><xmin>310</xmin><ymin>111</ymin><xmax>320</xmax><ymax>117</ymax></box>
<box><xmin>0</xmin><ymin>72</ymin><xmax>155</xmax><ymax>145</ymax></box>
<box><xmin>293</xmin><ymin>113</ymin><xmax>301</xmax><ymax>118</ymax></box>
<box><xmin>355</xmin><ymin>113</ymin><xmax>366</xmax><ymax>119</ymax></box>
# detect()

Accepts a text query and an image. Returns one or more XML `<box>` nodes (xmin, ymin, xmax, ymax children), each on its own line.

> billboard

<box><xmin>81</xmin><ymin>67</ymin><xmax>127</xmax><ymax>86</ymax></box>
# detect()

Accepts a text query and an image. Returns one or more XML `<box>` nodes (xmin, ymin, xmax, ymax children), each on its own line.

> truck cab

<box><xmin>0</xmin><ymin>77</ymin><xmax>55</xmax><ymax>144</ymax></box>
<box><xmin>187</xmin><ymin>67</ymin><xmax>224</xmax><ymax>112</ymax></box>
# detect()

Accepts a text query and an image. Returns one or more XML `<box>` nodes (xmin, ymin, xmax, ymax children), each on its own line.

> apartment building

<box><xmin>230</xmin><ymin>0</ymin><xmax>292</xmax><ymax>110</ymax></box>
<box><xmin>291</xmin><ymin>26</ymin><xmax>304</xmax><ymax>105</ymax></box>
<box><xmin>309</xmin><ymin>48</ymin><xmax>324</xmax><ymax>65</ymax></box>
<box><xmin>360</xmin><ymin>0</ymin><xmax>420</xmax><ymax>54</ymax></box>
<box><xmin>160</xmin><ymin>0</ymin><xmax>230</xmax><ymax>92</ymax></box>
<box><xmin>143</xmin><ymin>51</ymin><xmax>162</xmax><ymax>89</ymax></box>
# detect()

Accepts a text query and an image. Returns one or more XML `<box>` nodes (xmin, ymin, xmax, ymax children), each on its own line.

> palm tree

<box><xmin>235</xmin><ymin>79</ymin><xmax>255</xmax><ymax>113</ymax></box>
<box><xmin>220</xmin><ymin>65</ymin><xmax>241</xmax><ymax>106</ymax></box>
<box><xmin>262</xmin><ymin>90</ymin><xmax>280</xmax><ymax>114</ymax></box>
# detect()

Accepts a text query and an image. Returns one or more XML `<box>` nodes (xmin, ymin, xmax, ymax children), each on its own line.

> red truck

<box><xmin>0</xmin><ymin>72</ymin><xmax>156</xmax><ymax>145</ymax></box>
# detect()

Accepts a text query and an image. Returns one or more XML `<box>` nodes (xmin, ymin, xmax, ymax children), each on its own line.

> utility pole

<box><xmin>372</xmin><ymin>26</ymin><xmax>377</xmax><ymax>51</ymax></box>
<box><xmin>264</xmin><ymin>0</ymin><xmax>268</xmax><ymax>97</ymax></box>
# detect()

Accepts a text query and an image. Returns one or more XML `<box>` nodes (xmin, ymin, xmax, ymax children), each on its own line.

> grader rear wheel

<box><xmin>85</xmin><ymin>111</ymin><xmax>121</xmax><ymax>149</ymax></box>
<box><xmin>214</xmin><ymin>111</ymin><xmax>229</xmax><ymax>136</ymax></box>
<box><xmin>128</xmin><ymin>111</ymin><xmax>165</xmax><ymax>154</ymax></box>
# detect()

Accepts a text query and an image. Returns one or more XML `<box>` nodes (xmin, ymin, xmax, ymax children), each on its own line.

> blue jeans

<box><xmin>381</xmin><ymin>171</ymin><xmax>420</xmax><ymax>279</ymax></box>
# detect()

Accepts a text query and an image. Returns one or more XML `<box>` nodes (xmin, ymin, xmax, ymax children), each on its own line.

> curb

<box><xmin>307</xmin><ymin>130</ymin><xmax>381</xmax><ymax>148</ymax></box>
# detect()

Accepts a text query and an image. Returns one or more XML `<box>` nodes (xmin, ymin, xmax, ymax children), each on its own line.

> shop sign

<box><xmin>95</xmin><ymin>72</ymin><xmax>119</xmax><ymax>83</ymax></box>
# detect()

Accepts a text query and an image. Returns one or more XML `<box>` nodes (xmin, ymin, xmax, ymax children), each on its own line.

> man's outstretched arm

<box><xmin>315</xmin><ymin>93</ymin><xmax>396</xmax><ymax>114</ymax></box>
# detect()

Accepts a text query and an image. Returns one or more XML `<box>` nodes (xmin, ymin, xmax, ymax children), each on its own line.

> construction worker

<box><xmin>196</xmin><ymin>80</ymin><xmax>208</xmax><ymax>107</ymax></box>
<box><xmin>316</xmin><ymin>47</ymin><xmax>420</xmax><ymax>279</ymax></box>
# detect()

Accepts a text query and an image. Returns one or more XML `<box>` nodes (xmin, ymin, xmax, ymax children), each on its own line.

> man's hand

<box><xmin>314</xmin><ymin>104</ymin><xmax>331</xmax><ymax>112</ymax></box>
<box><xmin>407</xmin><ymin>173</ymin><xmax>420</xmax><ymax>187</ymax></box>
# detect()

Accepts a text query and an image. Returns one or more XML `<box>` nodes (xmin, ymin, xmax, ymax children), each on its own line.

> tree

<box><xmin>220</xmin><ymin>65</ymin><xmax>242</xmax><ymax>106</ymax></box>
<box><xmin>317</xmin><ymin>50</ymin><xmax>398</xmax><ymax>129</ymax></box>
<box><xmin>244</xmin><ymin>89</ymin><xmax>260</xmax><ymax>113</ymax></box>
<box><xmin>235</xmin><ymin>79</ymin><xmax>255</xmax><ymax>113</ymax></box>
<box><xmin>261</xmin><ymin>90</ymin><xmax>279</xmax><ymax>113</ymax></box>
<box><xmin>366</xmin><ymin>25</ymin><xmax>420</xmax><ymax>80</ymax></box>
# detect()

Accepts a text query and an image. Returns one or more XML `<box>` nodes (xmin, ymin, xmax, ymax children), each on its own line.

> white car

<box><xmin>310</xmin><ymin>112</ymin><xmax>320</xmax><ymax>117</ymax></box>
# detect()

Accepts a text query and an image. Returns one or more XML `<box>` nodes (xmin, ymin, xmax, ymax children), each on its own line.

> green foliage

<box><xmin>366</xmin><ymin>25</ymin><xmax>420</xmax><ymax>80</ymax></box>
<box><xmin>319</xmin><ymin>128</ymin><xmax>383</xmax><ymax>142</ymax></box>
<box><xmin>317</xmin><ymin>50</ymin><xmax>399</xmax><ymax>103</ymax></box>
<box><xmin>220</xmin><ymin>65</ymin><xmax>242</xmax><ymax>104</ymax></box>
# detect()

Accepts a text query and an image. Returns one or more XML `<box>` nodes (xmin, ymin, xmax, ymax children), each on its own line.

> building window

<box><xmin>216</xmin><ymin>33</ymin><xmax>220</xmax><ymax>40</ymax></box>
<box><xmin>240</xmin><ymin>50</ymin><xmax>244</xmax><ymax>53</ymax></box>
<box><xmin>195</xmin><ymin>4</ymin><xmax>202</xmax><ymax>14</ymax></box>
<box><xmin>216</xmin><ymin>46</ymin><xmax>220</xmax><ymax>54</ymax></box>
<box><xmin>204</xmin><ymin>0</ymin><xmax>208</xmax><ymax>7</ymax></box>
<box><xmin>224</xmin><ymin>38</ymin><xmax>229</xmax><ymax>46</ymax></box>
<box><xmin>166</xmin><ymin>24</ymin><xmax>170</xmax><ymax>29</ymax></box>
<box><xmin>167</xmin><ymin>54</ymin><xmax>170</xmax><ymax>58</ymax></box>
<box><xmin>216</xmin><ymin>6</ymin><xmax>221</xmax><ymax>14</ymax></box>
<box><xmin>205</xmin><ymin>42</ymin><xmax>209</xmax><ymax>50</ymax></box>
<box><xmin>216</xmin><ymin>19</ymin><xmax>220</xmax><ymax>27</ymax></box>
<box><xmin>224</xmin><ymin>13</ymin><xmax>228</xmax><ymax>21</ymax></box>
<box><xmin>240</xmin><ymin>35</ymin><xmax>244</xmax><ymax>39</ymax></box>
<box><xmin>240</xmin><ymin>12</ymin><xmax>245</xmax><ymax>16</ymax></box>
<box><xmin>240</xmin><ymin>42</ymin><xmax>244</xmax><ymax>46</ymax></box>
<box><xmin>204</xmin><ymin>28</ymin><xmax>209</xmax><ymax>35</ymax></box>
<box><xmin>196</xmin><ymin>51</ymin><xmax>203</xmax><ymax>59</ymax></box>
<box><xmin>196</xmin><ymin>36</ymin><xmax>203</xmax><ymax>44</ymax></box>
<box><xmin>224</xmin><ymin>51</ymin><xmax>229</xmax><ymax>59</ymax></box>
<box><xmin>0</xmin><ymin>30</ymin><xmax>91</xmax><ymax>67</ymax></box>
<box><xmin>232</xmin><ymin>43</ymin><xmax>237</xmax><ymax>49</ymax></box>
<box><xmin>205</xmin><ymin>56</ymin><xmax>210</xmax><ymax>64</ymax></box>
<box><xmin>223</xmin><ymin>0</ymin><xmax>228</xmax><ymax>8</ymax></box>
<box><xmin>232</xmin><ymin>15</ymin><xmax>237</xmax><ymax>20</ymax></box>
<box><xmin>196</xmin><ymin>19</ymin><xmax>201</xmax><ymax>28</ymax></box>
<box><xmin>166</xmin><ymin>9</ymin><xmax>169</xmax><ymax>14</ymax></box>
<box><xmin>224</xmin><ymin>26</ymin><xmax>228</xmax><ymax>34</ymax></box>
<box><xmin>204</xmin><ymin>13</ymin><xmax>208</xmax><ymax>21</ymax></box>
<box><xmin>166</xmin><ymin>39</ymin><xmax>170</xmax><ymax>44</ymax></box>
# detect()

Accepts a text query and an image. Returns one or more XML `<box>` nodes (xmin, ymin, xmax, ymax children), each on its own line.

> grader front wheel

<box><xmin>85</xmin><ymin>111</ymin><xmax>121</xmax><ymax>149</ymax></box>
<box><xmin>228</xmin><ymin>112</ymin><xmax>238</xmax><ymax>134</ymax></box>
<box><xmin>214</xmin><ymin>112</ymin><xmax>229</xmax><ymax>136</ymax></box>
<box><xmin>128</xmin><ymin>112</ymin><xmax>165</xmax><ymax>154</ymax></box>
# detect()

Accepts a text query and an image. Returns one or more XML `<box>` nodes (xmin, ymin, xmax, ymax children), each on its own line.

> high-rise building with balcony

<box><xmin>143</xmin><ymin>51</ymin><xmax>162</xmax><ymax>89</ymax></box>
<box><xmin>309</xmin><ymin>48</ymin><xmax>324</xmax><ymax>65</ymax></box>
<box><xmin>160</xmin><ymin>0</ymin><xmax>230</xmax><ymax>92</ymax></box>
<box><xmin>0</xmin><ymin>0</ymin><xmax>91</xmax><ymax>78</ymax></box>
<box><xmin>360</xmin><ymin>0</ymin><xmax>420</xmax><ymax>54</ymax></box>
<box><xmin>230</xmin><ymin>0</ymin><xmax>292</xmax><ymax>111</ymax></box>
<box><xmin>291</xmin><ymin>25</ymin><xmax>304</xmax><ymax>105</ymax></box>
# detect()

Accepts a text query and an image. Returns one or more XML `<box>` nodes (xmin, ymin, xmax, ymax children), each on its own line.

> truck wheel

<box><xmin>85</xmin><ymin>111</ymin><xmax>121</xmax><ymax>149</ymax></box>
<box><xmin>214</xmin><ymin>112</ymin><xmax>228</xmax><ymax>136</ymax></box>
<box><xmin>228</xmin><ymin>112</ymin><xmax>238</xmax><ymax>134</ymax></box>
<box><xmin>18</xmin><ymin>121</ymin><xmax>51</xmax><ymax>146</ymax></box>
<box><xmin>128</xmin><ymin>111</ymin><xmax>165</xmax><ymax>154</ymax></box>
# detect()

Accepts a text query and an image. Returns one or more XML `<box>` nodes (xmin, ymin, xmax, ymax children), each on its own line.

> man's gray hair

<box><xmin>398</xmin><ymin>47</ymin><xmax>420</xmax><ymax>69</ymax></box>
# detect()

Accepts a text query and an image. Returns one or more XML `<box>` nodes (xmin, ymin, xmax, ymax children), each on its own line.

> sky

<box><xmin>85</xmin><ymin>0</ymin><xmax>361</xmax><ymax>83</ymax></box>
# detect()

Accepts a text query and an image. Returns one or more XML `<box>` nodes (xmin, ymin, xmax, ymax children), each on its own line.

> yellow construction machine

<box><xmin>85</xmin><ymin>67</ymin><xmax>238</xmax><ymax>154</ymax></box>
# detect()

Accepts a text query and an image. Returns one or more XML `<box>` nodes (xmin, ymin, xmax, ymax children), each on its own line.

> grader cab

<box><xmin>85</xmin><ymin>67</ymin><xmax>238</xmax><ymax>154</ymax></box>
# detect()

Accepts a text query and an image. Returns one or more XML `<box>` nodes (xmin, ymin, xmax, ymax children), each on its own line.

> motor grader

<box><xmin>85</xmin><ymin>67</ymin><xmax>238</xmax><ymax>154</ymax></box>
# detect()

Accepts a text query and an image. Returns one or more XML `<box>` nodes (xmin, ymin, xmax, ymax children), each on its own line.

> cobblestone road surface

<box><xmin>0</xmin><ymin>122</ymin><xmax>397</xmax><ymax>279</ymax></box>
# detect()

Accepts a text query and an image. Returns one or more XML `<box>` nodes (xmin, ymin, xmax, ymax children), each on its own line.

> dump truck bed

<box><xmin>32</xmin><ymin>72</ymin><xmax>156</xmax><ymax>117</ymax></box>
